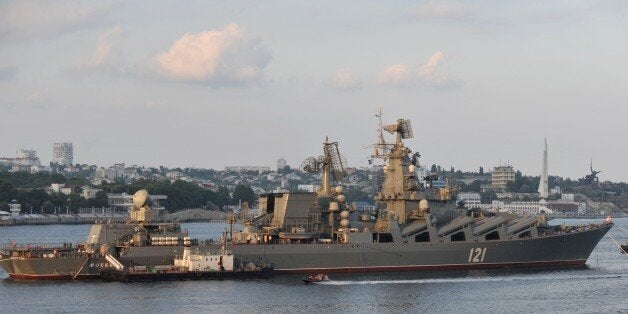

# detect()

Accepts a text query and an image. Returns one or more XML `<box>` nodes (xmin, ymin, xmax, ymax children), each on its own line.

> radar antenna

<box><xmin>383</xmin><ymin>119</ymin><xmax>414</xmax><ymax>144</ymax></box>
<box><xmin>301</xmin><ymin>157</ymin><xmax>320</xmax><ymax>173</ymax></box>
<box><xmin>324</xmin><ymin>140</ymin><xmax>345</xmax><ymax>183</ymax></box>
<box><xmin>302</xmin><ymin>137</ymin><xmax>345</xmax><ymax>195</ymax></box>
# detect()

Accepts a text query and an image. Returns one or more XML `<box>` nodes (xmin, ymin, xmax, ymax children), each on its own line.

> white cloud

<box><xmin>418</xmin><ymin>51</ymin><xmax>463</xmax><ymax>89</ymax></box>
<box><xmin>154</xmin><ymin>23</ymin><xmax>271</xmax><ymax>85</ymax></box>
<box><xmin>0</xmin><ymin>0</ymin><xmax>111</xmax><ymax>43</ymax></box>
<box><xmin>377</xmin><ymin>52</ymin><xmax>463</xmax><ymax>89</ymax></box>
<box><xmin>419</xmin><ymin>51</ymin><xmax>445</xmax><ymax>77</ymax></box>
<box><xmin>377</xmin><ymin>64</ymin><xmax>411</xmax><ymax>87</ymax></box>
<box><xmin>415</xmin><ymin>1</ymin><xmax>468</xmax><ymax>20</ymax></box>
<box><xmin>328</xmin><ymin>68</ymin><xmax>362</xmax><ymax>91</ymax></box>
<box><xmin>76</xmin><ymin>26</ymin><xmax>123</xmax><ymax>70</ymax></box>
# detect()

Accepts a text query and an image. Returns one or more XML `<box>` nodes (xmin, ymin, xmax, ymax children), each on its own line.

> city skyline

<box><xmin>1</xmin><ymin>1</ymin><xmax>627</xmax><ymax>181</ymax></box>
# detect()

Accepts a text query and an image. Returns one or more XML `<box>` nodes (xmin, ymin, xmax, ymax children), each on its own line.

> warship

<box><xmin>0</xmin><ymin>116</ymin><xmax>613</xmax><ymax>279</ymax></box>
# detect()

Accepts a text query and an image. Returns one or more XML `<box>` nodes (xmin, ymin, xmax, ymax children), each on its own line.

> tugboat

<box><xmin>100</xmin><ymin>234</ymin><xmax>272</xmax><ymax>282</ymax></box>
<box><xmin>303</xmin><ymin>273</ymin><xmax>329</xmax><ymax>284</ymax></box>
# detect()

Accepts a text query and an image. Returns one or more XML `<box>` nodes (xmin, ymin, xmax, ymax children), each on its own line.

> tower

<box><xmin>538</xmin><ymin>139</ymin><xmax>549</xmax><ymax>198</ymax></box>
<box><xmin>52</xmin><ymin>143</ymin><xmax>73</xmax><ymax>166</ymax></box>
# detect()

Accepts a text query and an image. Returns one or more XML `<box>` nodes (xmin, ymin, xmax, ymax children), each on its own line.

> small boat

<box><xmin>621</xmin><ymin>243</ymin><xmax>628</xmax><ymax>254</ymax></box>
<box><xmin>303</xmin><ymin>273</ymin><xmax>329</xmax><ymax>283</ymax></box>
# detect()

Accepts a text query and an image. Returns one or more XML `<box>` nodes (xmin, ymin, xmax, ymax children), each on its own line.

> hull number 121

<box><xmin>468</xmin><ymin>247</ymin><xmax>487</xmax><ymax>263</ymax></box>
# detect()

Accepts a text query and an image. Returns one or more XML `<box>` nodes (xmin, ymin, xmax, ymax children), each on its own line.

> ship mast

<box><xmin>370</xmin><ymin>108</ymin><xmax>393</xmax><ymax>162</ymax></box>
<box><xmin>374</xmin><ymin>118</ymin><xmax>422</xmax><ymax>224</ymax></box>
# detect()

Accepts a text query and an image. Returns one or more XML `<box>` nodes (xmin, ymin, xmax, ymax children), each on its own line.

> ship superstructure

<box><xmin>225</xmin><ymin>116</ymin><xmax>612</xmax><ymax>273</ymax></box>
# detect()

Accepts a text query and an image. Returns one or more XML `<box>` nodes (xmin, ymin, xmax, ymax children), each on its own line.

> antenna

<box><xmin>398</xmin><ymin>119</ymin><xmax>414</xmax><ymax>139</ymax></box>
<box><xmin>384</xmin><ymin>119</ymin><xmax>414</xmax><ymax>144</ymax></box>
<box><xmin>324</xmin><ymin>141</ymin><xmax>344</xmax><ymax>183</ymax></box>
<box><xmin>367</xmin><ymin>109</ymin><xmax>394</xmax><ymax>161</ymax></box>
<box><xmin>301</xmin><ymin>157</ymin><xmax>320</xmax><ymax>173</ymax></box>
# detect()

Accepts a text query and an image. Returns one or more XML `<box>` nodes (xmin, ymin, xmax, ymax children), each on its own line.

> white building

<box><xmin>166</xmin><ymin>170</ymin><xmax>182</xmax><ymax>181</ymax></box>
<box><xmin>297</xmin><ymin>184</ymin><xmax>316</xmax><ymax>192</ymax></box>
<box><xmin>8</xmin><ymin>200</ymin><xmax>21</xmax><ymax>216</ymax></box>
<box><xmin>53</xmin><ymin>143</ymin><xmax>73</xmax><ymax>165</ymax></box>
<box><xmin>225</xmin><ymin>166</ymin><xmax>270</xmax><ymax>173</ymax></box>
<box><xmin>108</xmin><ymin>193</ymin><xmax>167</xmax><ymax>214</ymax></box>
<box><xmin>457</xmin><ymin>192</ymin><xmax>482</xmax><ymax>208</ymax></box>
<box><xmin>16</xmin><ymin>149</ymin><xmax>37</xmax><ymax>159</ymax></box>
<box><xmin>81</xmin><ymin>186</ymin><xmax>102</xmax><ymax>199</ymax></box>
<box><xmin>491</xmin><ymin>200</ymin><xmax>546</xmax><ymax>215</ymax></box>
<box><xmin>491</xmin><ymin>166</ymin><xmax>515</xmax><ymax>191</ymax></box>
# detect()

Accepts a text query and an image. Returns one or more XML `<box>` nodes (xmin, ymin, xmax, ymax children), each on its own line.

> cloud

<box><xmin>377</xmin><ymin>64</ymin><xmax>411</xmax><ymax>87</ymax></box>
<box><xmin>75</xmin><ymin>26</ymin><xmax>123</xmax><ymax>71</ymax></box>
<box><xmin>377</xmin><ymin>52</ymin><xmax>463</xmax><ymax>89</ymax></box>
<box><xmin>154</xmin><ymin>23</ymin><xmax>271</xmax><ymax>85</ymax></box>
<box><xmin>328</xmin><ymin>68</ymin><xmax>362</xmax><ymax>91</ymax></box>
<box><xmin>0</xmin><ymin>66</ymin><xmax>18</xmax><ymax>81</ymax></box>
<box><xmin>418</xmin><ymin>51</ymin><xmax>463</xmax><ymax>89</ymax></box>
<box><xmin>0</xmin><ymin>0</ymin><xmax>111</xmax><ymax>43</ymax></box>
<box><xmin>415</xmin><ymin>1</ymin><xmax>468</xmax><ymax>20</ymax></box>
<box><xmin>419</xmin><ymin>51</ymin><xmax>445</xmax><ymax>77</ymax></box>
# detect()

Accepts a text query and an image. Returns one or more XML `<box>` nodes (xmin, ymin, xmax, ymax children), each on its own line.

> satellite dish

<box><xmin>301</xmin><ymin>156</ymin><xmax>320</xmax><ymax>173</ymax></box>
<box><xmin>133</xmin><ymin>190</ymin><xmax>149</xmax><ymax>210</ymax></box>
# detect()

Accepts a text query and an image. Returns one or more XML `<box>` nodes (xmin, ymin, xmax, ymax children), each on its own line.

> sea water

<box><xmin>1</xmin><ymin>218</ymin><xmax>626</xmax><ymax>313</ymax></box>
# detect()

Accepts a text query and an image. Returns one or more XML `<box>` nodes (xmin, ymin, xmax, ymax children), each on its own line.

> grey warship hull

<box><xmin>229</xmin><ymin>225</ymin><xmax>610</xmax><ymax>273</ymax></box>
<box><xmin>1</xmin><ymin>223</ymin><xmax>610</xmax><ymax>279</ymax></box>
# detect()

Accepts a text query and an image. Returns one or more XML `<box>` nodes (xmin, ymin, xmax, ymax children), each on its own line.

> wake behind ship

<box><xmin>0</xmin><ymin>116</ymin><xmax>613</xmax><ymax>279</ymax></box>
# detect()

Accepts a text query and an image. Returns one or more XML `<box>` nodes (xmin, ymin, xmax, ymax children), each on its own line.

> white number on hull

<box><xmin>468</xmin><ymin>247</ymin><xmax>487</xmax><ymax>263</ymax></box>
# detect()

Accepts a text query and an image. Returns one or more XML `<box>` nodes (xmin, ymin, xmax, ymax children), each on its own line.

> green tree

<box><xmin>232</xmin><ymin>185</ymin><xmax>256</xmax><ymax>206</ymax></box>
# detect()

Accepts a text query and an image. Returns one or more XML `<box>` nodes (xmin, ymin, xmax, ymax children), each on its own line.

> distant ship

<box><xmin>0</xmin><ymin>116</ymin><xmax>612</xmax><ymax>279</ymax></box>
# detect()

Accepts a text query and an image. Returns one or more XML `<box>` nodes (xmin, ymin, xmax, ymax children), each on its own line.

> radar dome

<box><xmin>340</xmin><ymin>219</ymin><xmax>350</xmax><ymax>228</ymax></box>
<box><xmin>133</xmin><ymin>190</ymin><xmax>149</xmax><ymax>210</ymax></box>
<box><xmin>335</xmin><ymin>186</ymin><xmax>343</xmax><ymax>194</ymax></box>
<box><xmin>340</xmin><ymin>210</ymin><xmax>350</xmax><ymax>219</ymax></box>
<box><xmin>419</xmin><ymin>199</ymin><xmax>430</xmax><ymax>211</ymax></box>
<box><xmin>408</xmin><ymin>165</ymin><xmax>416</xmax><ymax>173</ymax></box>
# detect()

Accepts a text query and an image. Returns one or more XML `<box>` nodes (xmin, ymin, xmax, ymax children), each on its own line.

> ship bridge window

<box><xmin>451</xmin><ymin>231</ymin><xmax>466</xmax><ymax>242</ymax></box>
<box><xmin>485</xmin><ymin>231</ymin><xmax>500</xmax><ymax>240</ymax></box>
<box><xmin>414</xmin><ymin>232</ymin><xmax>430</xmax><ymax>242</ymax></box>
<box><xmin>373</xmin><ymin>233</ymin><xmax>393</xmax><ymax>243</ymax></box>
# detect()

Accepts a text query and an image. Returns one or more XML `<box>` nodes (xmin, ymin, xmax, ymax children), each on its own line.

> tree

<box><xmin>232</xmin><ymin>185</ymin><xmax>256</xmax><ymax>206</ymax></box>
<box><xmin>479</xmin><ymin>166</ymin><xmax>484</xmax><ymax>175</ymax></box>
<box><xmin>430</xmin><ymin>164</ymin><xmax>438</xmax><ymax>173</ymax></box>
<box><xmin>0</xmin><ymin>180</ymin><xmax>17</xmax><ymax>201</ymax></box>
<box><xmin>216</xmin><ymin>186</ymin><xmax>231</xmax><ymax>209</ymax></box>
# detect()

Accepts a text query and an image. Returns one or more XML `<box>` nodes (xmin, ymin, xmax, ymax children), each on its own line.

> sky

<box><xmin>1</xmin><ymin>1</ymin><xmax>627</xmax><ymax>182</ymax></box>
